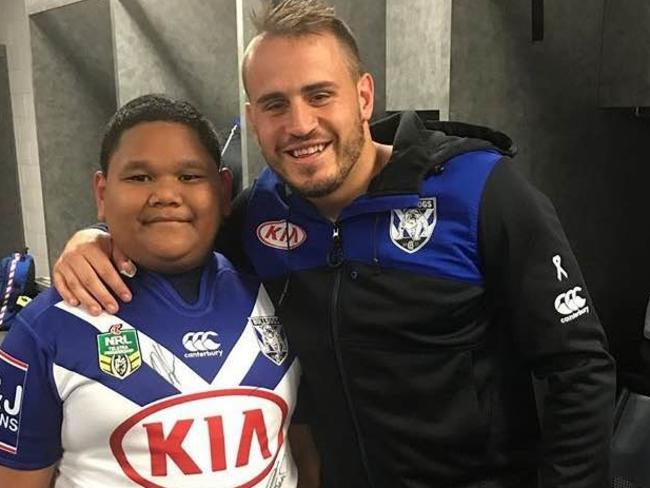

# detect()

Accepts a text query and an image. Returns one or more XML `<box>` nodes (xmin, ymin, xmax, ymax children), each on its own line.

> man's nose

<box><xmin>286</xmin><ymin>101</ymin><xmax>318</xmax><ymax>137</ymax></box>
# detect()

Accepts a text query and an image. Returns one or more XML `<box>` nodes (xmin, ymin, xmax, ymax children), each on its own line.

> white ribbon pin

<box><xmin>553</xmin><ymin>254</ymin><xmax>568</xmax><ymax>281</ymax></box>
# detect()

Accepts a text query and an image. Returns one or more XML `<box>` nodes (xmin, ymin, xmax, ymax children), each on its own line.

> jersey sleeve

<box><xmin>479</xmin><ymin>159</ymin><xmax>616</xmax><ymax>488</ymax></box>
<box><xmin>0</xmin><ymin>316</ymin><xmax>62</xmax><ymax>469</ymax></box>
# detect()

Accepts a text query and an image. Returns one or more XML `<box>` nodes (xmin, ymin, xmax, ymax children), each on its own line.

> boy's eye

<box><xmin>179</xmin><ymin>174</ymin><xmax>204</xmax><ymax>182</ymax></box>
<box><xmin>125</xmin><ymin>174</ymin><xmax>151</xmax><ymax>182</ymax></box>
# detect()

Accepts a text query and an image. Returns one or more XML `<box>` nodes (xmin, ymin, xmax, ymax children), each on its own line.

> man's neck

<box><xmin>308</xmin><ymin>140</ymin><xmax>393</xmax><ymax>221</ymax></box>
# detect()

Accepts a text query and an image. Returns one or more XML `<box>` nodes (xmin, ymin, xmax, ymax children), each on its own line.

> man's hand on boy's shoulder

<box><xmin>53</xmin><ymin>228</ymin><xmax>134</xmax><ymax>316</ymax></box>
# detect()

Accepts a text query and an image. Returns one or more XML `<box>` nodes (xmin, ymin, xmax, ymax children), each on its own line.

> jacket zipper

<box><xmin>328</xmin><ymin>222</ymin><xmax>376</xmax><ymax>488</ymax></box>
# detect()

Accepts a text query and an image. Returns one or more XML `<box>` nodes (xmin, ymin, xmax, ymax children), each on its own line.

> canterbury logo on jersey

<box><xmin>182</xmin><ymin>331</ymin><xmax>223</xmax><ymax>359</ymax></box>
<box><xmin>554</xmin><ymin>286</ymin><xmax>589</xmax><ymax>324</ymax></box>
<box><xmin>256</xmin><ymin>220</ymin><xmax>307</xmax><ymax>250</ymax></box>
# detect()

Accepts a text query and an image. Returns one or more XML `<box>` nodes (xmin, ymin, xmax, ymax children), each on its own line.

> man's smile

<box><xmin>283</xmin><ymin>141</ymin><xmax>332</xmax><ymax>160</ymax></box>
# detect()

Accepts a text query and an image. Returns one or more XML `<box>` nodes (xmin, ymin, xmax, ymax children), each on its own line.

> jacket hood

<box><xmin>368</xmin><ymin>111</ymin><xmax>516</xmax><ymax>195</ymax></box>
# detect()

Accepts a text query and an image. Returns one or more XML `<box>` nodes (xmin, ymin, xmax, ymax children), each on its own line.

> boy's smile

<box><xmin>94</xmin><ymin>121</ymin><xmax>231</xmax><ymax>274</ymax></box>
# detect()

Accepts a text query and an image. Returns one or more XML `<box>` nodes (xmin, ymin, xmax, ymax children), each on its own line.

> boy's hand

<box><xmin>52</xmin><ymin>228</ymin><xmax>134</xmax><ymax>316</ymax></box>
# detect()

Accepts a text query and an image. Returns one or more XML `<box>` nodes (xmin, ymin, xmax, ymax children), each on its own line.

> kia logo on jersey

<box><xmin>110</xmin><ymin>388</ymin><xmax>288</xmax><ymax>487</ymax></box>
<box><xmin>256</xmin><ymin>220</ymin><xmax>307</xmax><ymax>250</ymax></box>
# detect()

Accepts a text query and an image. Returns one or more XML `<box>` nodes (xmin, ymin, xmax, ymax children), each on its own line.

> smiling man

<box><xmin>0</xmin><ymin>95</ymin><xmax>315</xmax><ymax>488</ymax></box>
<box><xmin>52</xmin><ymin>1</ymin><xmax>615</xmax><ymax>487</ymax></box>
<box><xmin>244</xmin><ymin>33</ymin><xmax>374</xmax><ymax>208</ymax></box>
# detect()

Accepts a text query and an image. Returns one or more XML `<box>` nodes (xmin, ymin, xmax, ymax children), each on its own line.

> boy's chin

<box><xmin>132</xmin><ymin>251</ymin><xmax>210</xmax><ymax>274</ymax></box>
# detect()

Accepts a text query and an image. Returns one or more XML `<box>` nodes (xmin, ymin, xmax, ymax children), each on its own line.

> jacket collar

<box><xmin>368</xmin><ymin>111</ymin><xmax>515</xmax><ymax>195</ymax></box>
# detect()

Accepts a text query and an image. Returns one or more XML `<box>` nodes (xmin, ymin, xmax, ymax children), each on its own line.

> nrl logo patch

<box><xmin>390</xmin><ymin>197</ymin><xmax>437</xmax><ymax>253</ymax></box>
<box><xmin>97</xmin><ymin>323</ymin><xmax>142</xmax><ymax>379</ymax></box>
<box><xmin>250</xmin><ymin>316</ymin><xmax>288</xmax><ymax>366</ymax></box>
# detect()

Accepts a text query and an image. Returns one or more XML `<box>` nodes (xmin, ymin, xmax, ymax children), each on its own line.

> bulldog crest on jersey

<box><xmin>97</xmin><ymin>323</ymin><xmax>142</xmax><ymax>379</ymax></box>
<box><xmin>250</xmin><ymin>316</ymin><xmax>288</xmax><ymax>366</ymax></box>
<box><xmin>390</xmin><ymin>197</ymin><xmax>437</xmax><ymax>253</ymax></box>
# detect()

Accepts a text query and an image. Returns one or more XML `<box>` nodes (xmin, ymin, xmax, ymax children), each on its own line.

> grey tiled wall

<box><xmin>386</xmin><ymin>0</ymin><xmax>451</xmax><ymax>119</ymax></box>
<box><xmin>0</xmin><ymin>45</ymin><xmax>25</xmax><ymax>257</ymax></box>
<box><xmin>449</xmin><ymin>0</ymin><xmax>650</xmax><ymax>378</ymax></box>
<box><xmin>30</xmin><ymin>0</ymin><xmax>117</xmax><ymax>262</ymax></box>
<box><xmin>112</xmin><ymin>0</ymin><xmax>239</xmax><ymax>133</ymax></box>
<box><xmin>599</xmin><ymin>0</ymin><xmax>650</xmax><ymax>107</ymax></box>
<box><xmin>0</xmin><ymin>0</ymin><xmax>49</xmax><ymax>276</ymax></box>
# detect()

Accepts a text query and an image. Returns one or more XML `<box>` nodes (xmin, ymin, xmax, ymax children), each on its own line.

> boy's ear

<box><xmin>219</xmin><ymin>166</ymin><xmax>234</xmax><ymax>217</ymax></box>
<box><xmin>93</xmin><ymin>171</ymin><xmax>107</xmax><ymax>221</ymax></box>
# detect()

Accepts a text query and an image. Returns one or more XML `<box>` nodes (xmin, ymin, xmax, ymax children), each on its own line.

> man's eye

<box><xmin>263</xmin><ymin>101</ymin><xmax>287</xmax><ymax>112</ymax></box>
<box><xmin>311</xmin><ymin>92</ymin><xmax>332</xmax><ymax>104</ymax></box>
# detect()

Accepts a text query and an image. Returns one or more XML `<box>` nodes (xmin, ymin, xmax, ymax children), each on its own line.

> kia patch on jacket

<box><xmin>390</xmin><ymin>198</ymin><xmax>437</xmax><ymax>253</ymax></box>
<box><xmin>257</xmin><ymin>220</ymin><xmax>306</xmax><ymax>251</ymax></box>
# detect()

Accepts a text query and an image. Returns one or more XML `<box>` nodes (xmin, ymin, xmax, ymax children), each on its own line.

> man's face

<box><xmin>245</xmin><ymin>32</ymin><xmax>374</xmax><ymax>198</ymax></box>
<box><xmin>94</xmin><ymin>121</ymin><xmax>231</xmax><ymax>273</ymax></box>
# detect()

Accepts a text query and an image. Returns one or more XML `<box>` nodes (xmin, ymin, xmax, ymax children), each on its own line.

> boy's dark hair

<box><xmin>244</xmin><ymin>0</ymin><xmax>363</xmax><ymax>85</ymax></box>
<box><xmin>99</xmin><ymin>94</ymin><xmax>221</xmax><ymax>173</ymax></box>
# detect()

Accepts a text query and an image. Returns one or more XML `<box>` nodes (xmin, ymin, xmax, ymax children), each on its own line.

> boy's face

<box><xmin>94</xmin><ymin>121</ymin><xmax>231</xmax><ymax>274</ymax></box>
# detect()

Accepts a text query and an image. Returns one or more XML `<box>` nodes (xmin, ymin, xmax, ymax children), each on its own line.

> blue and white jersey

<box><xmin>0</xmin><ymin>253</ymin><xmax>300</xmax><ymax>488</ymax></box>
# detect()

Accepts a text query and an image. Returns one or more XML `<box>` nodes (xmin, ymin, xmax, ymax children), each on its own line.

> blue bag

<box><xmin>0</xmin><ymin>252</ymin><xmax>36</xmax><ymax>330</ymax></box>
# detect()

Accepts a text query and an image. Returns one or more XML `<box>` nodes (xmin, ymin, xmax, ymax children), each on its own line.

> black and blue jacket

<box><xmin>219</xmin><ymin>112</ymin><xmax>615</xmax><ymax>488</ymax></box>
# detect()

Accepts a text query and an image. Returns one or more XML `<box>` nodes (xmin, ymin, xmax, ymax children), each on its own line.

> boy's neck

<box><xmin>136</xmin><ymin>258</ymin><xmax>210</xmax><ymax>305</ymax></box>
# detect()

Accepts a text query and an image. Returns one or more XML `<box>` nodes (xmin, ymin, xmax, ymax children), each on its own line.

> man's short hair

<box><xmin>244</xmin><ymin>0</ymin><xmax>363</xmax><ymax>85</ymax></box>
<box><xmin>99</xmin><ymin>94</ymin><xmax>221</xmax><ymax>173</ymax></box>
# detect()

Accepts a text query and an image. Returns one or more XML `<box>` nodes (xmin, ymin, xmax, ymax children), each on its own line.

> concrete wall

<box><xmin>330</xmin><ymin>0</ymin><xmax>386</xmax><ymax>119</ymax></box>
<box><xmin>112</xmin><ymin>0</ymin><xmax>239</xmax><ymax>133</ymax></box>
<box><xmin>450</xmin><ymin>0</ymin><xmax>650</xmax><ymax>385</ymax></box>
<box><xmin>26</xmin><ymin>0</ymin><xmax>86</xmax><ymax>15</ymax></box>
<box><xmin>599</xmin><ymin>0</ymin><xmax>650</xmax><ymax>107</ymax></box>
<box><xmin>30</xmin><ymin>0</ymin><xmax>117</xmax><ymax>262</ymax></box>
<box><xmin>386</xmin><ymin>0</ymin><xmax>451</xmax><ymax>119</ymax></box>
<box><xmin>0</xmin><ymin>45</ymin><xmax>25</xmax><ymax>256</ymax></box>
<box><xmin>0</xmin><ymin>0</ymin><xmax>49</xmax><ymax>275</ymax></box>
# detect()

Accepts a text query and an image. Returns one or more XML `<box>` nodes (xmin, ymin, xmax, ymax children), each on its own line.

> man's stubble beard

<box><xmin>267</xmin><ymin>115</ymin><xmax>366</xmax><ymax>199</ymax></box>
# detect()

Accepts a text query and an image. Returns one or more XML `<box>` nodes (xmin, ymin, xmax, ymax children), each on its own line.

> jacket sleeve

<box><xmin>478</xmin><ymin>159</ymin><xmax>615</xmax><ymax>488</ymax></box>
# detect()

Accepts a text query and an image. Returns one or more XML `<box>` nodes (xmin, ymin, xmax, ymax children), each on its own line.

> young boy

<box><xmin>0</xmin><ymin>95</ymin><xmax>311</xmax><ymax>487</ymax></box>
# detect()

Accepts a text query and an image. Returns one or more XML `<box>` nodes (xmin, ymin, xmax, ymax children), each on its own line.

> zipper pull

<box><xmin>327</xmin><ymin>223</ymin><xmax>344</xmax><ymax>268</ymax></box>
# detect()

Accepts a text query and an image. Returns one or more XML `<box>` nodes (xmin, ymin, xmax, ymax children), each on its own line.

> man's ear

<box><xmin>357</xmin><ymin>72</ymin><xmax>375</xmax><ymax>122</ymax></box>
<box><xmin>245</xmin><ymin>103</ymin><xmax>263</xmax><ymax>147</ymax></box>
<box><xmin>218</xmin><ymin>166</ymin><xmax>234</xmax><ymax>217</ymax></box>
<box><xmin>93</xmin><ymin>171</ymin><xmax>107</xmax><ymax>221</ymax></box>
<box><xmin>245</xmin><ymin>102</ymin><xmax>256</xmax><ymax>133</ymax></box>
